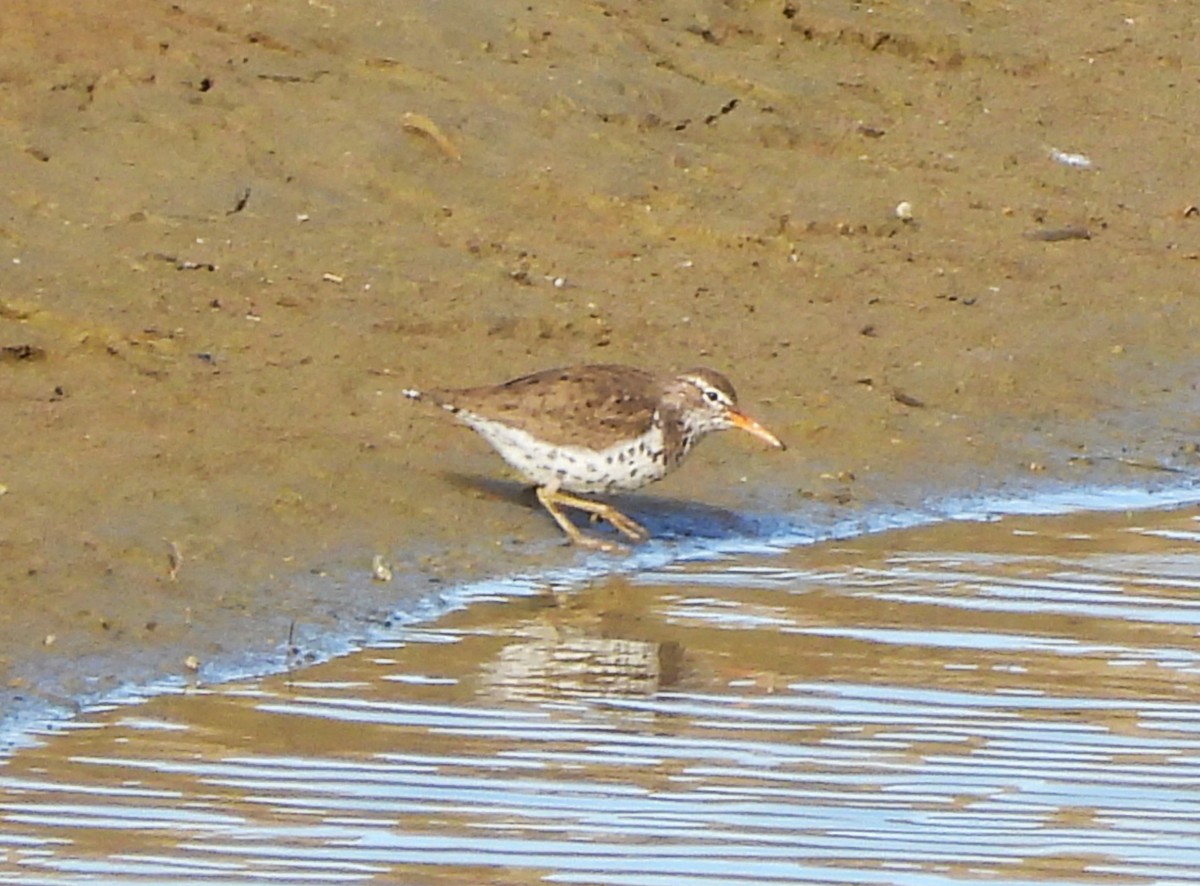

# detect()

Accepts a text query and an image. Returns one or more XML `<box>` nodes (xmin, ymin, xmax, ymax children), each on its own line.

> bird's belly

<box><xmin>462</xmin><ymin>416</ymin><xmax>669</xmax><ymax>493</ymax></box>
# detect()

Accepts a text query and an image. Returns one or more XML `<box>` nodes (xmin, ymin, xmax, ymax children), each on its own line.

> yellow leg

<box><xmin>535</xmin><ymin>487</ymin><xmax>649</xmax><ymax>551</ymax></box>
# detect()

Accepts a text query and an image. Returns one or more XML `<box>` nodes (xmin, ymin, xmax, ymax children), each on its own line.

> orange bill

<box><xmin>729</xmin><ymin>410</ymin><xmax>786</xmax><ymax>451</ymax></box>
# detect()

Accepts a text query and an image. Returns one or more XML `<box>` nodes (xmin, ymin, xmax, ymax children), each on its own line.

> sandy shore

<box><xmin>2</xmin><ymin>0</ymin><xmax>1197</xmax><ymax>724</ymax></box>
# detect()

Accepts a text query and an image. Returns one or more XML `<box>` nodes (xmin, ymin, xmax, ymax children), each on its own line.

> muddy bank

<box><xmin>1</xmin><ymin>0</ymin><xmax>1198</xmax><ymax>723</ymax></box>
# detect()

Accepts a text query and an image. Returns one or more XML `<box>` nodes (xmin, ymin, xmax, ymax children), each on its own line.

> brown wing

<box><xmin>429</xmin><ymin>364</ymin><xmax>661</xmax><ymax>449</ymax></box>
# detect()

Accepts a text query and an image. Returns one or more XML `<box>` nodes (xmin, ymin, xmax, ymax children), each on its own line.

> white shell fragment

<box><xmin>895</xmin><ymin>201</ymin><xmax>914</xmax><ymax>221</ymax></box>
<box><xmin>1049</xmin><ymin>148</ymin><xmax>1093</xmax><ymax>169</ymax></box>
<box><xmin>371</xmin><ymin>554</ymin><xmax>394</xmax><ymax>582</ymax></box>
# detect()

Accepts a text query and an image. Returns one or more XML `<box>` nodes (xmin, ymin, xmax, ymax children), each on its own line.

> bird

<box><xmin>402</xmin><ymin>363</ymin><xmax>785</xmax><ymax>551</ymax></box>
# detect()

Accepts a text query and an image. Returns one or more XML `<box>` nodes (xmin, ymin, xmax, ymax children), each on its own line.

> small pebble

<box><xmin>895</xmin><ymin>201</ymin><xmax>914</xmax><ymax>221</ymax></box>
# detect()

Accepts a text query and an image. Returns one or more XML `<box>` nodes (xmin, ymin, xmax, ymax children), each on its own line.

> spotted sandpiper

<box><xmin>403</xmin><ymin>364</ymin><xmax>785</xmax><ymax>551</ymax></box>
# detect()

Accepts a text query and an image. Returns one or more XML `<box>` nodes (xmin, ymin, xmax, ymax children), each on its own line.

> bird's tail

<box><xmin>402</xmin><ymin>387</ymin><xmax>460</xmax><ymax>416</ymax></box>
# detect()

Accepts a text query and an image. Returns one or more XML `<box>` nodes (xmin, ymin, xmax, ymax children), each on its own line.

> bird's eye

<box><xmin>705</xmin><ymin>390</ymin><xmax>720</xmax><ymax>402</ymax></box>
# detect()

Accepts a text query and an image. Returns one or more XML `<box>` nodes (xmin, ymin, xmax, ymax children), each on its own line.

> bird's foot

<box><xmin>598</xmin><ymin>507</ymin><xmax>649</xmax><ymax>542</ymax></box>
<box><xmin>570</xmin><ymin>533</ymin><xmax>629</xmax><ymax>554</ymax></box>
<box><xmin>538</xmin><ymin>487</ymin><xmax>648</xmax><ymax>552</ymax></box>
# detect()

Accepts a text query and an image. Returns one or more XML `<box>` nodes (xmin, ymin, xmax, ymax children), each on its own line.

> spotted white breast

<box><xmin>453</xmin><ymin>408</ymin><xmax>672</xmax><ymax>494</ymax></box>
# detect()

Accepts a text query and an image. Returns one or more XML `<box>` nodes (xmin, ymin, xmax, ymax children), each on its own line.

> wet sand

<box><xmin>2</xmin><ymin>1</ymin><xmax>1198</xmax><ymax>721</ymax></box>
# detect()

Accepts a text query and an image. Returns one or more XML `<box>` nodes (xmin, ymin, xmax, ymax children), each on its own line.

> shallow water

<box><xmin>3</xmin><ymin>497</ymin><xmax>1200</xmax><ymax>884</ymax></box>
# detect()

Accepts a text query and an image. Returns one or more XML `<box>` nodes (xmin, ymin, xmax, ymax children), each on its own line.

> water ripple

<box><xmin>2</xmin><ymin>497</ymin><xmax>1200</xmax><ymax>883</ymax></box>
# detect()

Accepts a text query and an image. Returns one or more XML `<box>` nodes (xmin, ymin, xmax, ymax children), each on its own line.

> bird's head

<box><xmin>672</xmin><ymin>368</ymin><xmax>786</xmax><ymax>450</ymax></box>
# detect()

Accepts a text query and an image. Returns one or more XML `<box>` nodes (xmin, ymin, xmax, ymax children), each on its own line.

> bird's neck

<box><xmin>659</xmin><ymin>407</ymin><xmax>708</xmax><ymax>467</ymax></box>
